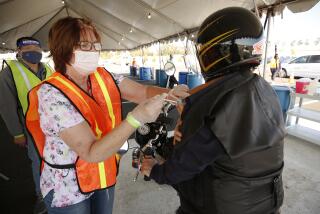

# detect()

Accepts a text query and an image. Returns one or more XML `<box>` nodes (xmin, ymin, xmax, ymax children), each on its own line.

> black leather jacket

<box><xmin>174</xmin><ymin>69</ymin><xmax>285</xmax><ymax>214</ymax></box>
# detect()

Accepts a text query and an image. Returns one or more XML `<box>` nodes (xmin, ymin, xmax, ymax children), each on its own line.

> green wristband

<box><xmin>126</xmin><ymin>113</ymin><xmax>141</xmax><ymax>129</ymax></box>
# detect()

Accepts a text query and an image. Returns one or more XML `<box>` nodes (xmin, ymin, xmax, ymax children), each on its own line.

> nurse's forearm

<box><xmin>146</xmin><ymin>85</ymin><xmax>169</xmax><ymax>99</ymax></box>
<box><xmin>60</xmin><ymin>119</ymin><xmax>136</xmax><ymax>163</ymax></box>
<box><xmin>87</xmin><ymin>120</ymin><xmax>135</xmax><ymax>162</ymax></box>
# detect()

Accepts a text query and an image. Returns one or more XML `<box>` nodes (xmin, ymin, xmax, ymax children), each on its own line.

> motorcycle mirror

<box><xmin>118</xmin><ymin>141</ymin><xmax>129</xmax><ymax>155</ymax></box>
<box><xmin>164</xmin><ymin>61</ymin><xmax>176</xmax><ymax>76</ymax></box>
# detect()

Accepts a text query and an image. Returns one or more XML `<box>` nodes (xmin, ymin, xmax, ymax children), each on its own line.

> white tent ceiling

<box><xmin>0</xmin><ymin>0</ymin><xmax>319</xmax><ymax>51</ymax></box>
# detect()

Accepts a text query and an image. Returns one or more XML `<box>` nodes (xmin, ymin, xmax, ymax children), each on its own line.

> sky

<box><xmin>270</xmin><ymin>1</ymin><xmax>320</xmax><ymax>41</ymax></box>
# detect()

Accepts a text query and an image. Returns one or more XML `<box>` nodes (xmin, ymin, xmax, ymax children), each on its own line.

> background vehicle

<box><xmin>280</xmin><ymin>55</ymin><xmax>320</xmax><ymax>78</ymax></box>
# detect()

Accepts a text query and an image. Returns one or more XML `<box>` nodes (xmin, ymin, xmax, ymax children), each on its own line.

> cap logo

<box><xmin>17</xmin><ymin>40</ymin><xmax>40</xmax><ymax>48</ymax></box>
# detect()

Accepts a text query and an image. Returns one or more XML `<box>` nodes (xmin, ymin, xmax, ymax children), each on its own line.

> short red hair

<box><xmin>48</xmin><ymin>17</ymin><xmax>101</xmax><ymax>74</ymax></box>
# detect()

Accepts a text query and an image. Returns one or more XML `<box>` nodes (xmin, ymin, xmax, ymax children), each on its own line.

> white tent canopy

<box><xmin>0</xmin><ymin>0</ymin><xmax>319</xmax><ymax>51</ymax></box>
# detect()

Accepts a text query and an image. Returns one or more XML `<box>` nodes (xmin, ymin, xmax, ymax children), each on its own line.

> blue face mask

<box><xmin>21</xmin><ymin>51</ymin><xmax>42</xmax><ymax>64</ymax></box>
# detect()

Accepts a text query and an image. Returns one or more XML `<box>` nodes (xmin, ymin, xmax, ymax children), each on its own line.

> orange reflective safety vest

<box><xmin>26</xmin><ymin>67</ymin><xmax>122</xmax><ymax>194</ymax></box>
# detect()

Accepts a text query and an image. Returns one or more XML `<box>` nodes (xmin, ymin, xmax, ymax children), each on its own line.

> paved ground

<box><xmin>113</xmin><ymin>139</ymin><xmax>180</xmax><ymax>214</ymax></box>
<box><xmin>281</xmin><ymin>136</ymin><xmax>320</xmax><ymax>214</ymax></box>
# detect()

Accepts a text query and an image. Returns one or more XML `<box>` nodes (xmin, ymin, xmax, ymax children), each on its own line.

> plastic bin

<box><xmin>296</xmin><ymin>80</ymin><xmax>310</xmax><ymax>94</ymax></box>
<box><xmin>159</xmin><ymin>70</ymin><xmax>168</xmax><ymax>87</ymax></box>
<box><xmin>155</xmin><ymin>69</ymin><xmax>160</xmax><ymax>85</ymax></box>
<box><xmin>139</xmin><ymin>67</ymin><xmax>152</xmax><ymax>80</ymax></box>
<box><xmin>179</xmin><ymin>72</ymin><xmax>189</xmax><ymax>85</ymax></box>
<box><xmin>187</xmin><ymin>73</ymin><xmax>203</xmax><ymax>89</ymax></box>
<box><xmin>272</xmin><ymin>85</ymin><xmax>291</xmax><ymax>121</ymax></box>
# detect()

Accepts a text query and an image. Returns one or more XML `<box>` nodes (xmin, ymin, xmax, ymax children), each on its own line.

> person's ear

<box><xmin>16</xmin><ymin>48</ymin><xmax>21</xmax><ymax>57</ymax></box>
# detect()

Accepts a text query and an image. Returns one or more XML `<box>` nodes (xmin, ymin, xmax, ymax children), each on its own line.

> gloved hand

<box><xmin>131</xmin><ymin>93</ymin><xmax>167</xmax><ymax>124</ymax></box>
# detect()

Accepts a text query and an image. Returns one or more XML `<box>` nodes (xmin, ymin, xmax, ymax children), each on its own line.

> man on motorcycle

<box><xmin>141</xmin><ymin>7</ymin><xmax>285</xmax><ymax>214</ymax></box>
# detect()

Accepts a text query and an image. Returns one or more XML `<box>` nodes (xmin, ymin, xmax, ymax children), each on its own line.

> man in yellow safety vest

<box><xmin>0</xmin><ymin>37</ymin><xmax>53</xmax><ymax>213</ymax></box>
<box><xmin>270</xmin><ymin>53</ymin><xmax>281</xmax><ymax>80</ymax></box>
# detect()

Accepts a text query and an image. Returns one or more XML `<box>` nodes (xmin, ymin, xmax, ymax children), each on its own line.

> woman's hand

<box><xmin>168</xmin><ymin>84</ymin><xmax>190</xmax><ymax>101</ymax></box>
<box><xmin>131</xmin><ymin>93</ymin><xmax>167</xmax><ymax>124</ymax></box>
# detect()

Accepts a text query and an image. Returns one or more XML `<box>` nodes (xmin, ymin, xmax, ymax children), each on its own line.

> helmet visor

<box><xmin>197</xmin><ymin>43</ymin><xmax>230</xmax><ymax>73</ymax></box>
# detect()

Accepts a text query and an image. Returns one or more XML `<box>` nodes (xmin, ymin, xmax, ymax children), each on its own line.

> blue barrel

<box><xmin>179</xmin><ymin>72</ymin><xmax>189</xmax><ymax>85</ymax></box>
<box><xmin>139</xmin><ymin>67</ymin><xmax>151</xmax><ymax>80</ymax></box>
<box><xmin>272</xmin><ymin>86</ymin><xmax>291</xmax><ymax>121</ymax></box>
<box><xmin>159</xmin><ymin>70</ymin><xmax>168</xmax><ymax>87</ymax></box>
<box><xmin>155</xmin><ymin>69</ymin><xmax>163</xmax><ymax>85</ymax></box>
<box><xmin>187</xmin><ymin>73</ymin><xmax>203</xmax><ymax>89</ymax></box>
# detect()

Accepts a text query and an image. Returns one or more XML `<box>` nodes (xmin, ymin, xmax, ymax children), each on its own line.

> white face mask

<box><xmin>72</xmin><ymin>50</ymin><xmax>100</xmax><ymax>76</ymax></box>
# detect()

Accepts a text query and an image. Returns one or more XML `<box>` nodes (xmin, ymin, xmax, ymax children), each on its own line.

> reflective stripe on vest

<box><xmin>91</xmin><ymin>71</ymin><xmax>122</xmax><ymax>187</ymax></box>
<box><xmin>6</xmin><ymin>60</ymin><xmax>54</xmax><ymax>115</ymax></box>
<box><xmin>94</xmin><ymin>72</ymin><xmax>116</xmax><ymax>128</ymax></box>
<box><xmin>26</xmin><ymin>67</ymin><xmax>121</xmax><ymax>193</ymax></box>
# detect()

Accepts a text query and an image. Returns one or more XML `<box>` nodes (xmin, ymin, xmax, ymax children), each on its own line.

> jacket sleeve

<box><xmin>0</xmin><ymin>66</ymin><xmax>25</xmax><ymax>137</ymax></box>
<box><xmin>149</xmin><ymin>125</ymin><xmax>226</xmax><ymax>185</ymax></box>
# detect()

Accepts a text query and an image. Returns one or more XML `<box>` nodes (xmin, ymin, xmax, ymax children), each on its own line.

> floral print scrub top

<box><xmin>38</xmin><ymin>73</ymin><xmax>123</xmax><ymax>207</ymax></box>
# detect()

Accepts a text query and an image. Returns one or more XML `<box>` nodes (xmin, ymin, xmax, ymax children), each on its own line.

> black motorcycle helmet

<box><xmin>196</xmin><ymin>7</ymin><xmax>264</xmax><ymax>81</ymax></box>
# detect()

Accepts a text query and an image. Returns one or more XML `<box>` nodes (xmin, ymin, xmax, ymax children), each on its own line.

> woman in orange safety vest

<box><xmin>26</xmin><ymin>17</ymin><xmax>189</xmax><ymax>214</ymax></box>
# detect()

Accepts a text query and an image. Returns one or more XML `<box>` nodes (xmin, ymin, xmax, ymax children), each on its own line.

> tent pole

<box><xmin>262</xmin><ymin>11</ymin><xmax>271</xmax><ymax>79</ymax></box>
<box><xmin>66</xmin><ymin>6</ymin><xmax>70</xmax><ymax>17</ymax></box>
<box><xmin>252</xmin><ymin>0</ymin><xmax>260</xmax><ymax>17</ymax></box>
<box><xmin>193</xmin><ymin>41</ymin><xmax>200</xmax><ymax>74</ymax></box>
<box><xmin>158</xmin><ymin>41</ymin><xmax>161</xmax><ymax>70</ymax></box>
<box><xmin>183</xmin><ymin>35</ymin><xmax>189</xmax><ymax>72</ymax></box>
<box><xmin>141</xmin><ymin>48</ymin><xmax>145</xmax><ymax>66</ymax></box>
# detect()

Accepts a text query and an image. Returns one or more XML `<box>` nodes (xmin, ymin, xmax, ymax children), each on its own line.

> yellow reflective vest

<box><xmin>270</xmin><ymin>58</ymin><xmax>280</xmax><ymax>69</ymax></box>
<box><xmin>5</xmin><ymin>60</ymin><xmax>54</xmax><ymax>115</ymax></box>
